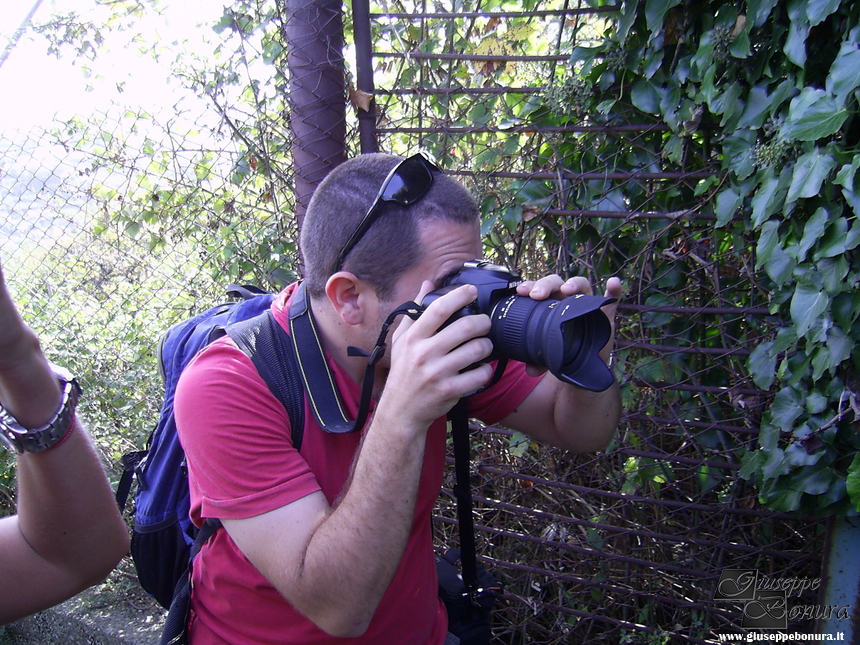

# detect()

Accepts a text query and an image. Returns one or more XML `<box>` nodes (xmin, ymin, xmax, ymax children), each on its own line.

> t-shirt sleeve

<box><xmin>174</xmin><ymin>337</ymin><xmax>320</xmax><ymax>523</ymax></box>
<box><xmin>468</xmin><ymin>360</ymin><xmax>543</xmax><ymax>427</ymax></box>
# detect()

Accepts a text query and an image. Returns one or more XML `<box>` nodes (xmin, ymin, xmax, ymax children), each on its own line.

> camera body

<box><xmin>421</xmin><ymin>260</ymin><xmax>616</xmax><ymax>392</ymax></box>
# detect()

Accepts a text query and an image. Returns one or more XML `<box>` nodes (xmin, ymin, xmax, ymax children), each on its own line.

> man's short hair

<box><xmin>300</xmin><ymin>153</ymin><xmax>480</xmax><ymax>300</ymax></box>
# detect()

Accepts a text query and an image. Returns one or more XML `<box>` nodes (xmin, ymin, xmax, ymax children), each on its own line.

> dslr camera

<box><xmin>421</xmin><ymin>260</ymin><xmax>616</xmax><ymax>392</ymax></box>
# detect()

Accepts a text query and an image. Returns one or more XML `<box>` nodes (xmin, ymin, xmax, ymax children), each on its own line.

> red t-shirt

<box><xmin>174</xmin><ymin>284</ymin><xmax>541</xmax><ymax>645</ymax></box>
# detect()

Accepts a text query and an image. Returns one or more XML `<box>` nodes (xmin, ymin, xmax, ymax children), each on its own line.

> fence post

<box><xmin>352</xmin><ymin>0</ymin><xmax>378</xmax><ymax>154</ymax></box>
<box><xmin>817</xmin><ymin>516</ymin><xmax>860</xmax><ymax>639</ymax></box>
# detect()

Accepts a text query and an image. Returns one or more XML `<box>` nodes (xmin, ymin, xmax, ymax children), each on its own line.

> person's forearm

<box><xmin>15</xmin><ymin>419</ymin><xmax>129</xmax><ymax>580</ymax></box>
<box><xmin>553</xmin><ymin>379</ymin><xmax>621</xmax><ymax>452</ymax></box>
<box><xmin>0</xmin><ymin>320</ymin><xmax>129</xmax><ymax>593</ymax></box>
<box><xmin>0</xmin><ymin>327</ymin><xmax>62</xmax><ymax>428</ymax></box>
<box><xmin>284</xmin><ymin>411</ymin><xmax>428</xmax><ymax>637</ymax></box>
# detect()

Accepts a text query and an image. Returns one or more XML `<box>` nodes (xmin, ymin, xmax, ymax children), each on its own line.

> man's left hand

<box><xmin>515</xmin><ymin>274</ymin><xmax>622</xmax><ymax>376</ymax></box>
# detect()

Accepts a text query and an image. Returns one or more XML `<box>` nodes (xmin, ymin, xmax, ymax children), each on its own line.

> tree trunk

<box><xmin>281</xmin><ymin>0</ymin><xmax>347</xmax><ymax>235</ymax></box>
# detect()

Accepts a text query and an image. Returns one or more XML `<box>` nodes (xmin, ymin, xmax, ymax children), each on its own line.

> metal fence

<box><xmin>353</xmin><ymin>2</ymin><xmax>827</xmax><ymax>643</ymax></box>
<box><xmin>0</xmin><ymin>1</ymin><xmax>828</xmax><ymax>644</ymax></box>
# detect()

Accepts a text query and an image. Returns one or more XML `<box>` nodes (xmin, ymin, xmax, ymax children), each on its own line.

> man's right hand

<box><xmin>380</xmin><ymin>282</ymin><xmax>494</xmax><ymax>431</ymax></box>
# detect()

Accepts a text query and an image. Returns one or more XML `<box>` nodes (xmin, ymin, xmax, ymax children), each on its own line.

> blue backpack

<box><xmin>116</xmin><ymin>285</ymin><xmax>304</xmax><ymax>610</ymax></box>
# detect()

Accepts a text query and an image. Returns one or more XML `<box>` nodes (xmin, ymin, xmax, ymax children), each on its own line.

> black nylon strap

<box><xmin>226</xmin><ymin>310</ymin><xmax>306</xmax><ymax>451</ymax></box>
<box><xmin>288</xmin><ymin>281</ymin><xmax>422</xmax><ymax>435</ymax></box>
<box><xmin>159</xmin><ymin>519</ymin><xmax>221</xmax><ymax>645</ymax></box>
<box><xmin>449</xmin><ymin>398</ymin><xmax>479</xmax><ymax>595</ymax></box>
<box><xmin>288</xmin><ymin>283</ymin><xmax>354</xmax><ymax>433</ymax></box>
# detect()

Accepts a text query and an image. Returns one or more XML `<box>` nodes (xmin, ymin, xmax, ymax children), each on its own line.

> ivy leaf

<box><xmin>714</xmin><ymin>187</ymin><xmax>741</xmax><ymax>226</ymax></box>
<box><xmin>792</xmin><ymin>463</ymin><xmax>835</xmax><ymax>496</ymax></box>
<box><xmin>785</xmin><ymin>442</ymin><xmax>824</xmax><ymax>467</ymax></box>
<box><xmin>805</xmin><ymin>390</ymin><xmax>829</xmax><ymax>415</ymax></box>
<box><xmin>794</xmin><ymin>207</ymin><xmax>828</xmax><ymax>261</ymax></box>
<box><xmin>761</xmin><ymin>446</ymin><xmax>790</xmax><ymax>479</ymax></box>
<box><xmin>737</xmin><ymin>84</ymin><xmax>774</xmax><ymax>129</ymax></box>
<box><xmin>826</xmin><ymin>325</ymin><xmax>852</xmax><ymax>370</ymax></box>
<box><xmin>835</xmin><ymin>156</ymin><xmax>860</xmax><ymax>190</ymax></box>
<box><xmin>662</xmin><ymin>135</ymin><xmax>685</xmax><ymax>166</ymax></box>
<box><xmin>784</xmin><ymin>18</ymin><xmax>810</xmax><ymax>68</ymax></box>
<box><xmin>644</xmin><ymin>0</ymin><xmax>682</xmax><ymax>35</ymax></box>
<box><xmin>756</xmin><ymin>219</ymin><xmax>796</xmax><ymax>284</ymax></box>
<box><xmin>765</xmin><ymin>487</ymin><xmax>802</xmax><ymax>512</ymax></box>
<box><xmin>827</xmin><ymin>41</ymin><xmax>860</xmax><ymax>108</ymax></box>
<box><xmin>631</xmin><ymin>79</ymin><xmax>661</xmax><ymax>114</ymax></box>
<box><xmin>616</xmin><ymin>1</ymin><xmax>637</xmax><ymax>43</ymax></box>
<box><xmin>748</xmin><ymin>340</ymin><xmax>777</xmax><ymax>389</ymax></box>
<box><xmin>751</xmin><ymin>168</ymin><xmax>790</xmax><ymax>228</ymax></box>
<box><xmin>782</xmin><ymin>88</ymin><xmax>848</xmax><ymax>141</ymax></box>
<box><xmin>721</xmin><ymin>131</ymin><xmax>756</xmax><ymax>179</ymax></box>
<box><xmin>771</xmin><ymin>387</ymin><xmax>805</xmax><ymax>431</ymax></box>
<box><xmin>747</xmin><ymin>0</ymin><xmax>780</xmax><ymax>27</ymax></box>
<box><xmin>790</xmin><ymin>283</ymin><xmax>830</xmax><ymax>337</ymax></box>
<box><xmin>817</xmin><ymin>217</ymin><xmax>851</xmax><ymax>258</ymax></box>
<box><xmin>739</xmin><ymin>450</ymin><xmax>764</xmax><ymax>480</ymax></box>
<box><xmin>846</xmin><ymin>453</ymin><xmax>860</xmax><ymax>513</ymax></box>
<box><xmin>786</xmin><ymin>150</ymin><xmax>837</xmax><ymax>203</ymax></box>
<box><xmin>807</xmin><ymin>0</ymin><xmax>842</xmax><ymax>27</ymax></box>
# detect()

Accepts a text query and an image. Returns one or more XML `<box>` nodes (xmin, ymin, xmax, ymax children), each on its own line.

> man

<box><xmin>0</xmin><ymin>258</ymin><xmax>130</xmax><ymax>624</ymax></box>
<box><xmin>175</xmin><ymin>153</ymin><xmax>622</xmax><ymax>644</ymax></box>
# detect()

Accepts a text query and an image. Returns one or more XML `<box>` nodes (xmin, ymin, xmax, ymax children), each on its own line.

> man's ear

<box><xmin>325</xmin><ymin>272</ymin><xmax>373</xmax><ymax>326</ymax></box>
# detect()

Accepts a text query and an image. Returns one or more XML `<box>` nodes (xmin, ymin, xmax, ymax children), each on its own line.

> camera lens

<box><xmin>560</xmin><ymin>319</ymin><xmax>584</xmax><ymax>365</ymax></box>
<box><xmin>488</xmin><ymin>294</ymin><xmax>615</xmax><ymax>392</ymax></box>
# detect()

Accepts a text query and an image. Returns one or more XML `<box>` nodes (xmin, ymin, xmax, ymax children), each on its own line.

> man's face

<box><xmin>384</xmin><ymin>218</ymin><xmax>482</xmax><ymax>312</ymax></box>
<box><xmin>368</xmin><ymin>218</ymin><xmax>482</xmax><ymax>365</ymax></box>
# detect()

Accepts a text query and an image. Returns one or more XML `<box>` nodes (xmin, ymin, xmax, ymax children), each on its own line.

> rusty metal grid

<box><xmin>356</xmin><ymin>2</ymin><xmax>826</xmax><ymax>643</ymax></box>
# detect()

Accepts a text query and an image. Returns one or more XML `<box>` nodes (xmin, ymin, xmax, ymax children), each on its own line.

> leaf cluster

<box><xmin>591</xmin><ymin>0</ymin><xmax>860</xmax><ymax>516</ymax></box>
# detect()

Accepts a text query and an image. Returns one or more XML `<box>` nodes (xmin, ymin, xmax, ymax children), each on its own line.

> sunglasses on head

<box><xmin>334</xmin><ymin>153</ymin><xmax>441</xmax><ymax>273</ymax></box>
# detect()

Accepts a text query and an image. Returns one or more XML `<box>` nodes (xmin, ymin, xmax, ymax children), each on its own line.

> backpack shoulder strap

<box><xmin>226</xmin><ymin>310</ymin><xmax>306</xmax><ymax>451</ymax></box>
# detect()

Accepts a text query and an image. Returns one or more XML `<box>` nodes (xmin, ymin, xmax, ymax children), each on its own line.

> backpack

<box><xmin>116</xmin><ymin>285</ymin><xmax>304</xmax><ymax>610</ymax></box>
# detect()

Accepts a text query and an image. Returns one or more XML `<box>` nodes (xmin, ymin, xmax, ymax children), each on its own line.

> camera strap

<box><xmin>449</xmin><ymin>397</ymin><xmax>480</xmax><ymax>596</ymax></box>
<box><xmin>287</xmin><ymin>281</ymin><xmax>422</xmax><ymax>434</ymax></box>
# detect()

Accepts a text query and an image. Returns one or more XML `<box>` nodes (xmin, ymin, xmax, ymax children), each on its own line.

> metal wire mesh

<box><xmin>356</xmin><ymin>2</ymin><xmax>828</xmax><ymax>642</ymax></box>
<box><xmin>0</xmin><ymin>110</ymin><xmax>300</xmax><ymax>459</ymax></box>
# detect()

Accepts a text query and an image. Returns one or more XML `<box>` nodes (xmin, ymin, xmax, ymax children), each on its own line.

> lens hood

<box><xmin>544</xmin><ymin>294</ymin><xmax>616</xmax><ymax>392</ymax></box>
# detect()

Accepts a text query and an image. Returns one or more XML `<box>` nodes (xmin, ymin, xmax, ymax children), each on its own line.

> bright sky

<box><xmin>0</xmin><ymin>0</ymin><xmax>221</xmax><ymax>131</ymax></box>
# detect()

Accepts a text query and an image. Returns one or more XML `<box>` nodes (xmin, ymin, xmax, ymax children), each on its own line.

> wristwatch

<box><xmin>0</xmin><ymin>364</ymin><xmax>82</xmax><ymax>454</ymax></box>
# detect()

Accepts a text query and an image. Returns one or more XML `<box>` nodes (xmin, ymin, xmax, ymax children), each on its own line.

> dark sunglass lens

<box><xmin>382</xmin><ymin>158</ymin><xmax>433</xmax><ymax>204</ymax></box>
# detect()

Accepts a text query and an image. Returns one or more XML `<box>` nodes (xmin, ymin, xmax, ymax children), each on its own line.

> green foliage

<box><xmin>589</xmin><ymin>0</ymin><xmax>860</xmax><ymax>516</ymax></box>
<box><xmin>1</xmin><ymin>0</ymin><xmax>304</xmax><ymax>498</ymax></box>
<box><xmin>381</xmin><ymin>0</ymin><xmax>860</xmax><ymax>517</ymax></box>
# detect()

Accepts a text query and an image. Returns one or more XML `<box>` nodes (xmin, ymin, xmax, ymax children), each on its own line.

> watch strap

<box><xmin>0</xmin><ymin>367</ymin><xmax>82</xmax><ymax>453</ymax></box>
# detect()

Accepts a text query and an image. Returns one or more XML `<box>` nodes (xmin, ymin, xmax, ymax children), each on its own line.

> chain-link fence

<box><xmin>0</xmin><ymin>1</ymin><xmax>829</xmax><ymax>643</ymax></box>
<box><xmin>0</xmin><ymin>104</ymin><xmax>301</xmax><ymax>475</ymax></box>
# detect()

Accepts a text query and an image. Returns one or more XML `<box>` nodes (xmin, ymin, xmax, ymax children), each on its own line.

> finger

<box><xmin>394</xmin><ymin>280</ymin><xmax>437</xmax><ymax>340</ymax></box>
<box><xmin>516</xmin><ymin>275</ymin><xmax>566</xmax><ymax>300</ymax></box>
<box><xmin>601</xmin><ymin>277</ymin><xmax>622</xmax><ymax>319</ymax></box>
<box><xmin>604</xmin><ymin>276</ymin><xmax>623</xmax><ymax>300</ymax></box>
<box><xmin>444</xmin><ymin>361</ymin><xmax>495</xmax><ymax>398</ymax></box>
<box><xmin>560</xmin><ymin>276</ymin><xmax>593</xmax><ymax>297</ymax></box>
<box><xmin>432</xmin><ymin>316</ymin><xmax>492</xmax><ymax>360</ymax></box>
<box><xmin>414</xmin><ymin>280</ymin><xmax>436</xmax><ymax>303</ymax></box>
<box><xmin>410</xmin><ymin>284</ymin><xmax>478</xmax><ymax>337</ymax></box>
